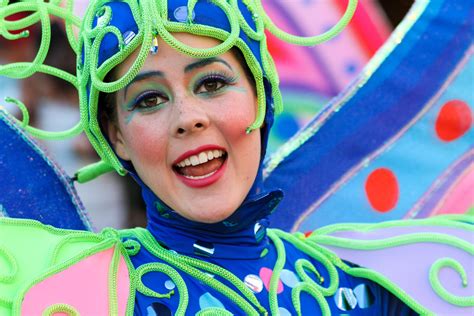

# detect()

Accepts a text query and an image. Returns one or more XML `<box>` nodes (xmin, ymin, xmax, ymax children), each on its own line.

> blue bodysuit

<box><xmin>122</xmin><ymin>185</ymin><xmax>417</xmax><ymax>315</ymax></box>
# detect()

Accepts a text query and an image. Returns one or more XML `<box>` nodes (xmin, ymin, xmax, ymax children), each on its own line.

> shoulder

<box><xmin>0</xmin><ymin>218</ymin><xmax>134</xmax><ymax>315</ymax></box>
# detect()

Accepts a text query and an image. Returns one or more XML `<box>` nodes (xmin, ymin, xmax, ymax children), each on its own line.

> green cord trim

<box><xmin>132</xmin><ymin>228</ymin><xmax>267</xmax><ymax>315</ymax></box>
<box><xmin>135</xmin><ymin>264</ymin><xmax>175</xmax><ymax>299</ymax></box>
<box><xmin>42</xmin><ymin>303</ymin><xmax>80</xmax><ymax>316</ymax></box>
<box><xmin>313</xmin><ymin>215</ymin><xmax>474</xmax><ymax>236</ymax></box>
<box><xmin>0</xmin><ymin>245</ymin><xmax>18</xmax><ymax>284</ymax></box>
<box><xmin>429</xmin><ymin>258</ymin><xmax>473</xmax><ymax>307</ymax></box>
<box><xmin>308</xmin><ymin>215</ymin><xmax>474</xmax><ymax>314</ymax></box>
<box><xmin>0</xmin><ymin>1</ymin><xmax>82</xmax><ymax>140</ymax></box>
<box><xmin>196</xmin><ymin>307</ymin><xmax>233</xmax><ymax>316</ymax></box>
<box><xmin>75</xmin><ymin>160</ymin><xmax>117</xmax><ymax>183</ymax></box>
<box><xmin>344</xmin><ymin>266</ymin><xmax>433</xmax><ymax>315</ymax></box>
<box><xmin>0</xmin><ymin>296</ymin><xmax>13</xmax><ymax>308</ymax></box>
<box><xmin>266</xmin><ymin>229</ymin><xmax>341</xmax><ymax>315</ymax></box>
<box><xmin>108</xmin><ymin>244</ymin><xmax>120</xmax><ymax>316</ymax></box>
<box><xmin>3</xmin><ymin>97</ymin><xmax>29</xmax><ymax>128</ymax></box>
<box><xmin>295</xmin><ymin>259</ymin><xmax>325</xmax><ymax>291</ymax></box>
<box><xmin>0</xmin><ymin>218</ymin><xmax>132</xmax><ymax>316</ymax></box>
<box><xmin>48</xmin><ymin>233</ymin><xmax>105</xmax><ymax>266</ymax></box>
<box><xmin>135</xmin><ymin>263</ymin><xmax>189</xmax><ymax>315</ymax></box>
<box><xmin>123</xmin><ymin>239</ymin><xmax>141</xmax><ymax>256</ymax></box>
<box><xmin>12</xmin><ymin>239</ymin><xmax>116</xmax><ymax>315</ymax></box>
<box><xmin>1</xmin><ymin>0</ymin><xmax>356</xmax><ymax>179</ymax></box>
<box><xmin>313</xmin><ymin>233</ymin><xmax>473</xmax><ymax>255</ymax></box>
<box><xmin>254</xmin><ymin>0</ymin><xmax>358</xmax><ymax>46</ymax></box>
<box><xmin>266</xmin><ymin>229</ymin><xmax>286</xmax><ymax>315</ymax></box>
<box><xmin>272</xmin><ymin>230</ymin><xmax>340</xmax><ymax>296</ymax></box>
<box><xmin>291</xmin><ymin>282</ymin><xmax>330</xmax><ymax>316</ymax></box>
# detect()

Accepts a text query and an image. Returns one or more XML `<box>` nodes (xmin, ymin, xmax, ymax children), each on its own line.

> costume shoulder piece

<box><xmin>309</xmin><ymin>215</ymin><xmax>474</xmax><ymax>315</ymax></box>
<box><xmin>0</xmin><ymin>218</ymin><xmax>132</xmax><ymax>315</ymax></box>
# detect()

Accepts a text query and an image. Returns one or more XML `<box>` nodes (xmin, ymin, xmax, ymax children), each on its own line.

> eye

<box><xmin>195</xmin><ymin>74</ymin><xmax>236</xmax><ymax>94</ymax></box>
<box><xmin>131</xmin><ymin>92</ymin><xmax>169</xmax><ymax>111</ymax></box>
<box><xmin>202</xmin><ymin>80</ymin><xmax>222</xmax><ymax>92</ymax></box>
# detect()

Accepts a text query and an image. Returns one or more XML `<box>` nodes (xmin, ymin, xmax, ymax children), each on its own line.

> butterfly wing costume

<box><xmin>0</xmin><ymin>0</ymin><xmax>472</xmax><ymax>315</ymax></box>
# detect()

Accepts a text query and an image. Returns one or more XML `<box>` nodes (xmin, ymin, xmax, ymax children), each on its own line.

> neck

<box><xmin>142</xmin><ymin>184</ymin><xmax>283</xmax><ymax>259</ymax></box>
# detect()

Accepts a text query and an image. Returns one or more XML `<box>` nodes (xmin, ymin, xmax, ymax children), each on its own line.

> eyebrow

<box><xmin>124</xmin><ymin>58</ymin><xmax>233</xmax><ymax>98</ymax></box>
<box><xmin>124</xmin><ymin>70</ymin><xmax>164</xmax><ymax>98</ymax></box>
<box><xmin>184</xmin><ymin>57</ymin><xmax>233</xmax><ymax>73</ymax></box>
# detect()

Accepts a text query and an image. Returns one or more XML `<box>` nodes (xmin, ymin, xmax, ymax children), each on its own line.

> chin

<box><xmin>185</xmin><ymin>204</ymin><xmax>237</xmax><ymax>224</ymax></box>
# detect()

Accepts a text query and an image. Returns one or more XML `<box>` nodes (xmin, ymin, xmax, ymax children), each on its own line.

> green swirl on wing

<box><xmin>310</xmin><ymin>216</ymin><xmax>474</xmax><ymax>311</ymax></box>
<box><xmin>42</xmin><ymin>303</ymin><xmax>80</xmax><ymax>316</ymax></box>
<box><xmin>0</xmin><ymin>246</ymin><xmax>17</xmax><ymax>308</ymax></box>
<box><xmin>429</xmin><ymin>258</ymin><xmax>474</xmax><ymax>307</ymax></box>
<box><xmin>0</xmin><ymin>246</ymin><xmax>18</xmax><ymax>283</ymax></box>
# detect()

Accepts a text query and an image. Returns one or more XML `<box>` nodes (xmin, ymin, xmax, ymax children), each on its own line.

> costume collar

<box><xmin>144</xmin><ymin>185</ymin><xmax>283</xmax><ymax>260</ymax></box>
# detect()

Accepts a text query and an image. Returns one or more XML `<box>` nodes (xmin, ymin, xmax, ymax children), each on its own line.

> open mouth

<box><xmin>173</xmin><ymin>149</ymin><xmax>228</xmax><ymax>180</ymax></box>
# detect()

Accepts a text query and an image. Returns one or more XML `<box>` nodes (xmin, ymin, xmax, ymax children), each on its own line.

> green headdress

<box><xmin>0</xmin><ymin>0</ymin><xmax>357</xmax><ymax>181</ymax></box>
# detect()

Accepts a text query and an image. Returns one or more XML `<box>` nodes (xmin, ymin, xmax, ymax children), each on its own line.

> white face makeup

<box><xmin>108</xmin><ymin>33</ymin><xmax>261</xmax><ymax>223</ymax></box>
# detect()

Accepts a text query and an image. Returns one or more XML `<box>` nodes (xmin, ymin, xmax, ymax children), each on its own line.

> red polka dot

<box><xmin>365</xmin><ymin>168</ymin><xmax>399</xmax><ymax>213</ymax></box>
<box><xmin>435</xmin><ymin>100</ymin><xmax>472</xmax><ymax>142</ymax></box>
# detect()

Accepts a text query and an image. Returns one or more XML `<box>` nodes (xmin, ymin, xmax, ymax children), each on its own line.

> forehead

<box><xmin>117</xmin><ymin>33</ymin><xmax>241</xmax><ymax>77</ymax></box>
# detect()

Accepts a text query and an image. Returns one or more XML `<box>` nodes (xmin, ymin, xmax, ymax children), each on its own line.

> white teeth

<box><xmin>198</xmin><ymin>152</ymin><xmax>208</xmax><ymax>164</ymax></box>
<box><xmin>176</xmin><ymin>149</ymin><xmax>225</xmax><ymax>168</ymax></box>
<box><xmin>190</xmin><ymin>156</ymin><xmax>199</xmax><ymax>166</ymax></box>
<box><xmin>183</xmin><ymin>169</ymin><xmax>218</xmax><ymax>180</ymax></box>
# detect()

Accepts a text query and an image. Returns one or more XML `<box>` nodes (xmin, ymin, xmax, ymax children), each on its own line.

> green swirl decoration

<box><xmin>0</xmin><ymin>246</ymin><xmax>18</xmax><ymax>283</ymax></box>
<box><xmin>132</xmin><ymin>228</ymin><xmax>266</xmax><ymax>315</ymax></box>
<box><xmin>310</xmin><ymin>216</ymin><xmax>474</xmax><ymax>313</ymax></box>
<box><xmin>0</xmin><ymin>246</ymin><xmax>18</xmax><ymax>309</ymax></box>
<box><xmin>135</xmin><ymin>263</ymin><xmax>189</xmax><ymax>314</ymax></box>
<box><xmin>1</xmin><ymin>0</ymin><xmax>357</xmax><ymax>181</ymax></box>
<box><xmin>42</xmin><ymin>303</ymin><xmax>80</xmax><ymax>316</ymax></box>
<box><xmin>196</xmin><ymin>307</ymin><xmax>234</xmax><ymax>316</ymax></box>
<box><xmin>429</xmin><ymin>258</ymin><xmax>473</xmax><ymax>307</ymax></box>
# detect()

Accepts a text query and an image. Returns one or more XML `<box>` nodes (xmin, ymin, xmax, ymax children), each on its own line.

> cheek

<box><xmin>214</xmin><ymin>94</ymin><xmax>257</xmax><ymax>138</ymax></box>
<box><xmin>122</xmin><ymin>122</ymin><xmax>169</xmax><ymax>165</ymax></box>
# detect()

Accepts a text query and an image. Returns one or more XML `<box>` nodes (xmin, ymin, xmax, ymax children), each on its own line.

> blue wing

<box><xmin>0</xmin><ymin>111</ymin><xmax>92</xmax><ymax>230</ymax></box>
<box><xmin>264</xmin><ymin>0</ymin><xmax>474</xmax><ymax>231</ymax></box>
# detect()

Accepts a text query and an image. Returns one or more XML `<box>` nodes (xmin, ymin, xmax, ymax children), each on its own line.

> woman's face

<box><xmin>108</xmin><ymin>33</ymin><xmax>261</xmax><ymax>223</ymax></box>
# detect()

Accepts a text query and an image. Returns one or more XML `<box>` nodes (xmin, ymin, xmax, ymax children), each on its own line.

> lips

<box><xmin>173</xmin><ymin>145</ymin><xmax>227</xmax><ymax>187</ymax></box>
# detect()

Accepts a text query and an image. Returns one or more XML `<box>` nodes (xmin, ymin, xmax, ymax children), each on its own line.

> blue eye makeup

<box><xmin>127</xmin><ymin>90</ymin><xmax>170</xmax><ymax>112</ymax></box>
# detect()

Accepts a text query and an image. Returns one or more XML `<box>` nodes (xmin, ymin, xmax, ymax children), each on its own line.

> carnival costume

<box><xmin>0</xmin><ymin>0</ymin><xmax>473</xmax><ymax>315</ymax></box>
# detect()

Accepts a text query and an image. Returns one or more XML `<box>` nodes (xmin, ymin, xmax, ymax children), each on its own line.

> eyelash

<box><xmin>127</xmin><ymin>71</ymin><xmax>237</xmax><ymax>111</ymax></box>
<box><xmin>194</xmin><ymin>72</ymin><xmax>238</xmax><ymax>94</ymax></box>
<box><xmin>129</xmin><ymin>91</ymin><xmax>168</xmax><ymax>111</ymax></box>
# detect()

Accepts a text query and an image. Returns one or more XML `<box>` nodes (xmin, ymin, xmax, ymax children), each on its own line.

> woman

<box><xmin>0</xmin><ymin>0</ymin><xmax>471</xmax><ymax>315</ymax></box>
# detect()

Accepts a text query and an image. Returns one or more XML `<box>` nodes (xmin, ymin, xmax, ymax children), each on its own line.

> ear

<box><xmin>107</xmin><ymin>121</ymin><xmax>131</xmax><ymax>161</ymax></box>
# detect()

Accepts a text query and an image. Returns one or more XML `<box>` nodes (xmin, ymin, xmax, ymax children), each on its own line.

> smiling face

<box><xmin>107</xmin><ymin>33</ymin><xmax>261</xmax><ymax>223</ymax></box>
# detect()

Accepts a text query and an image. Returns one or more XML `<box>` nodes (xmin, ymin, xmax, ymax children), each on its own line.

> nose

<box><xmin>172</xmin><ymin>100</ymin><xmax>210</xmax><ymax>137</ymax></box>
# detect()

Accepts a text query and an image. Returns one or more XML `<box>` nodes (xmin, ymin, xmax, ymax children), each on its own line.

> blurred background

<box><xmin>0</xmin><ymin>0</ymin><xmax>415</xmax><ymax>229</ymax></box>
